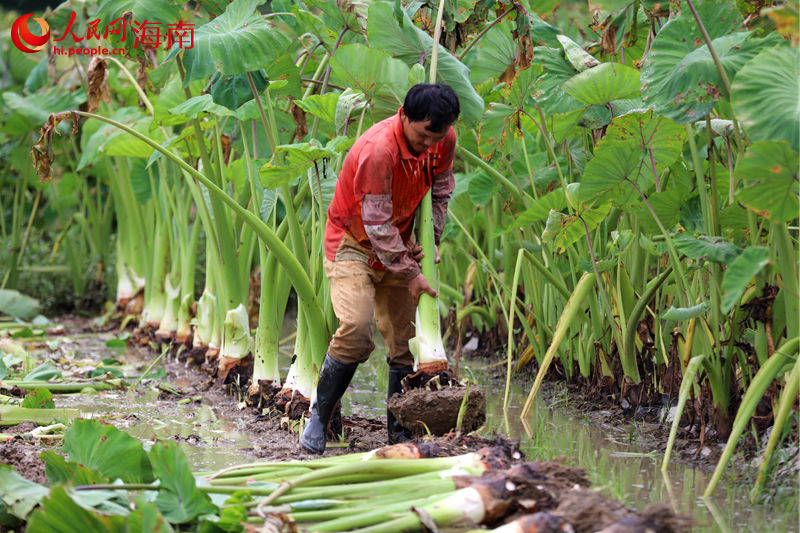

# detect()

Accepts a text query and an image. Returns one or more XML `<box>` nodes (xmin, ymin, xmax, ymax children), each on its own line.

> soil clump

<box><xmin>389</xmin><ymin>368</ymin><xmax>486</xmax><ymax>436</ymax></box>
<box><xmin>0</xmin><ymin>439</ymin><xmax>48</xmax><ymax>484</ymax></box>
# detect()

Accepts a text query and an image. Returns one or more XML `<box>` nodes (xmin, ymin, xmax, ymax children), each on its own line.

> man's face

<box><xmin>400</xmin><ymin>110</ymin><xmax>448</xmax><ymax>156</ymax></box>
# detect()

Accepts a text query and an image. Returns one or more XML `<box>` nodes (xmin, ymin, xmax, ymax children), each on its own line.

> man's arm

<box><xmin>354</xmin><ymin>144</ymin><xmax>421</xmax><ymax>281</ymax></box>
<box><xmin>362</xmin><ymin>194</ymin><xmax>420</xmax><ymax>280</ymax></box>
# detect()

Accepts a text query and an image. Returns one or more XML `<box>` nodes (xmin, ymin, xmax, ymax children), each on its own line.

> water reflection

<box><xmin>345</xmin><ymin>354</ymin><xmax>797</xmax><ymax>532</ymax></box>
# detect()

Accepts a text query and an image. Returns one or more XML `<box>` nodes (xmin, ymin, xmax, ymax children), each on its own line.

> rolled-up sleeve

<box><xmin>355</xmin><ymin>144</ymin><xmax>420</xmax><ymax>280</ymax></box>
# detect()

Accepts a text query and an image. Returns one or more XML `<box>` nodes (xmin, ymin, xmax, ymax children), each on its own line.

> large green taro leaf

<box><xmin>640</xmin><ymin>0</ymin><xmax>780</xmax><ymax>123</ymax></box>
<box><xmin>582</xmin><ymin>112</ymin><xmax>685</xmax><ymax>206</ymax></box>
<box><xmin>329</xmin><ymin>43</ymin><xmax>410</xmax><ymax>120</ymax></box>
<box><xmin>25</xmin><ymin>486</ymin><xmax>127</xmax><ymax>533</ymax></box>
<box><xmin>532</xmin><ymin>46</ymin><xmax>584</xmax><ymax>116</ymax></box>
<box><xmin>2</xmin><ymin>89</ymin><xmax>85</xmax><ymax>135</ymax></box>
<box><xmin>673</xmin><ymin>233</ymin><xmax>742</xmax><ymax>264</ymax></box>
<box><xmin>734</xmin><ymin>141</ymin><xmax>799</xmax><ymax>222</ymax></box>
<box><xmin>149</xmin><ymin>441</ymin><xmax>217</xmax><ymax>523</ymax></box>
<box><xmin>63</xmin><ymin>420</ymin><xmax>154</xmax><ymax>484</ymax></box>
<box><xmin>41</xmin><ymin>452</ymin><xmax>106</xmax><ymax>486</ymax></box>
<box><xmin>367</xmin><ymin>2</ymin><xmax>484</xmax><ymax>124</ymax></box>
<box><xmin>0</xmin><ymin>290</ymin><xmax>40</xmax><ymax>320</ymax></box>
<box><xmin>562</xmin><ymin>62</ymin><xmax>641</xmax><ymax>105</ymax></box>
<box><xmin>542</xmin><ymin>201</ymin><xmax>612</xmax><ymax>253</ymax></box>
<box><xmin>634</xmin><ymin>189</ymin><xmax>681</xmax><ymax>233</ymax></box>
<box><xmin>95</xmin><ymin>0</ymin><xmax>180</xmax><ymax>27</ymax></box>
<box><xmin>469</xmin><ymin>20</ymin><xmax>516</xmax><ymax>85</ymax></box>
<box><xmin>511</xmin><ymin>186</ymin><xmax>569</xmax><ymax>228</ymax></box>
<box><xmin>731</xmin><ymin>44</ymin><xmax>799</xmax><ymax>152</ymax></box>
<box><xmin>176</xmin><ymin>0</ymin><xmax>292</xmax><ymax>83</ymax></box>
<box><xmin>721</xmin><ymin>247</ymin><xmax>769</xmax><ymax>312</ymax></box>
<box><xmin>305</xmin><ymin>0</ymin><xmax>367</xmax><ymax>35</ymax></box>
<box><xmin>209</xmin><ymin>70</ymin><xmax>269</xmax><ymax>110</ymax></box>
<box><xmin>478</xmin><ymin>66</ymin><xmax>541</xmax><ymax>158</ymax></box>
<box><xmin>0</xmin><ymin>466</ymin><xmax>49</xmax><ymax>519</ymax></box>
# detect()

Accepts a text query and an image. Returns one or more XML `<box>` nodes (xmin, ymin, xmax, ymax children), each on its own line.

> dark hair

<box><xmin>402</xmin><ymin>84</ymin><xmax>460</xmax><ymax>133</ymax></box>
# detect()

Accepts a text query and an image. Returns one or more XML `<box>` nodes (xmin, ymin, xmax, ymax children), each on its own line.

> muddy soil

<box><xmin>0</xmin><ymin>438</ymin><xmax>48</xmax><ymax>484</ymax></box>
<box><xmin>389</xmin><ymin>385</ymin><xmax>486</xmax><ymax>436</ymax></box>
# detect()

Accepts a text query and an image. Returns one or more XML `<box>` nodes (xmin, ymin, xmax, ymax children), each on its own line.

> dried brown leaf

<box><xmin>291</xmin><ymin>102</ymin><xmax>308</xmax><ymax>140</ymax></box>
<box><xmin>86</xmin><ymin>57</ymin><xmax>110</xmax><ymax>113</ymax></box>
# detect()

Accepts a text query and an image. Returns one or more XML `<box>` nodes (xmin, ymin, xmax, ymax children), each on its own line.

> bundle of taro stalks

<box><xmin>199</xmin><ymin>436</ymin><xmax>690</xmax><ymax>532</ymax></box>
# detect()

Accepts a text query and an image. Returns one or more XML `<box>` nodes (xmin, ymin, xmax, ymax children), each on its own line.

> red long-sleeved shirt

<box><xmin>324</xmin><ymin>109</ymin><xmax>456</xmax><ymax>280</ymax></box>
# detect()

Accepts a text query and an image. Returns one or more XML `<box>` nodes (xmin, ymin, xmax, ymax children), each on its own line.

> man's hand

<box><xmin>410</xmin><ymin>244</ymin><xmax>440</xmax><ymax>264</ymax></box>
<box><xmin>408</xmin><ymin>273</ymin><xmax>438</xmax><ymax>305</ymax></box>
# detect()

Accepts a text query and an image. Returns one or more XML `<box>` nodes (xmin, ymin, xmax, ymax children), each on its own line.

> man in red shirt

<box><xmin>300</xmin><ymin>84</ymin><xmax>460</xmax><ymax>454</ymax></box>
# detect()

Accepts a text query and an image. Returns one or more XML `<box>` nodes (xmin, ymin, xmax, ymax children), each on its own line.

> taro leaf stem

<box><xmin>520</xmin><ymin>272</ymin><xmax>597</xmax><ymax>419</ymax></box>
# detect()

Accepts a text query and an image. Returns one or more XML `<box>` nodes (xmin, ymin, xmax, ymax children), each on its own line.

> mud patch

<box><xmin>0</xmin><ymin>439</ymin><xmax>48</xmax><ymax>484</ymax></box>
<box><xmin>388</xmin><ymin>385</ymin><xmax>486</xmax><ymax>436</ymax></box>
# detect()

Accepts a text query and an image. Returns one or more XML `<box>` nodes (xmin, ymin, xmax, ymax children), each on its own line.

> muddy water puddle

<box><xmin>18</xmin><ymin>329</ymin><xmax>799</xmax><ymax>532</ymax></box>
<box><xmin>348</xmin><ymin>355</ymin><xmax>798</xmax><ymax>533</ymax></box>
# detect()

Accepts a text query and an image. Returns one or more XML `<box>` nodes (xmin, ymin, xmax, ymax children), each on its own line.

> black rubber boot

<box><xmin>387</xmin><ymin>366</ymin><xmax>414</xmax><ymax>444</ymax></box>
<box><xmin>300</xmin><ymin>354</ymin><xmax>358</xmax><ymax>454</ymax></box>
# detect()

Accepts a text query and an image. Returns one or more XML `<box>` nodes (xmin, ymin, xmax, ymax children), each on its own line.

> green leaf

<box><xmin>367</xmin><ymin>2</ymin><xmax>484</xmax><ymax>124</ymax></box>
<box><xmin>511</xmin><ymin>187</ymin><xmax>567</xmax><ymax>228</ymax></box>
<box><xmin>22</xmin><ymin>388</ymin><xmax>55</xmax><ymax>409</ymax></box>
<box><xmin>105</xmin><ymin>337</ymin><xmax>128</xmax><ymax>349</ymax></box>
<box><xmin>0</xmin><ymin>465</ymin><xmax>50</xmax><ymax>519</ymax></box>
<box><xmin>640</xmin><ymin>0</ymin><xmax>780</xmax><ymax>122</ymax></box>
<box><xmin>467</xmin><ymin>171</ymin><xmax>496</xmax><ymax>206</ymax></box>
<box><xmin>0</xmin><ymin>289</ymin><xmax>40</xmax><ymax>320</ymax></box>
<box><xmin>1</xmin><ymin>89</ymin><xmax>85</xmax><ymax>134</ymax></box>
<box><xmin>582</xmin><ymin>112</ymin><xmax>686</xmax><ymax>206</ymax></box>
<box><xmin>209</xmin><ymin>70</ymin><xmax>269</xmax><ymax>111</ymax></box>
<box><xmin>169</xmin><ymin>95</ymin><xmax>233</xmax><ymax>119</ymax></box>
<box><xmin>95</xmin><ymin>0</ymin><xmax>180</xmax><ymax>26</ymax></box>
<box><xmin>478</xmin><ymin>103</ymin><xmax>516</xmax><ymax>159</ymax></box>
<box><xmin>41</xmin><ymin>452</ymin><xmax>106</xmax><ymax>486</ymax></box>
<box><xmin>469</xmin><ymin>20</ymin><xmax>516</xmax><ymax>85</ymax></box>
<box><xmin>589</xmin><ymin>0</ymin><xmax>634</xmax><ymax>12</ymax></box>
<box><xmin>662</xmin><ymin>302</ymin><xmax>711</xmax><ymax>321</ymax></box>
<box><xmin>178</xmin><ymin>0</ymin><xmax>292</xmax><ymax>82</ymax></box>
<box><xmin>78</xmin><ymin>108</ymin><xmax>152</xmax><ymax>170</ymax></box>
<box><xmin>634</xmin><ymin>189</ymin><xmax>681</xmax><ymax>233</ymax></box>
<box><xmin>532</xmin><ymin>46</ymin><xmax>584</xmax><ymax>116</ymax></box>
<box><xmin>679</xmin><ymin>194</ymin><xmax>705</xmax><ymax>233</ymax></box>
<box><xmin>732</xmin><ymin>44</ymin><xmax>799</xmax><ymax>151</ymax></box>
<box><xmin>335</xmin><ymin>88</ymin><xmax>367</xmax><ymax>135</ymax></box>
<box><xmin>26</xmin><ymin>486</ymin><xmax>126</xmax><ymax>533</ymax></box>
<box><xmin>24</xmin><ymin>57</ymin><xmax>48</xmax><ymax>93</ymax></box>
<box><xmin>557</xmin><ymin>34</ymin><xmax>600</xmax><ymax>72</ymax></box>
<box><xmin>542</xmin><ymin>202</ymin><xmax>611</xmax><ymax>253</ymax></box>
<box><xmin>478</xmin><ymin>66</ymin><xmax>541</xmax><ymax>158</ymax></box>
<box><xmin>63</xmin><ymin>420</ymin><xmax>154</xmax><ymax>484</ymax></box>
<box><xmin>149</xmin><ymin>441</ymin><xmax>217</xmax><ymax>523</ymax></box>
<box><xmin>329</xmin><ymin>44</ymin><xmax>410</xmax><ymax>122</ymax></box>
<box><xmin>562</xmin><ymin>62</ymin><xmax>641</xmax><ymax>105</ymax></box>
<box><xmin>127</xmin><ymin>498</ymin><xmax>174</xmax><ymax>533</ymax></box>
<box><xmin>259</xmin><ymin>142</ymin><xmax>335</xmax><ymax>189</ymax></box>
<box><xmin>734</xmin><ymin>141</ymin><xmax>799</xmax><ymax>222</ymax></box>
<box><xmin>24</xmin><ymin>363</ymin><xmax>62</xmax><ymax>382</ymax></box>
<box><xmin>294</xmin><ymin>93</ymin><xmax>339</xmax><ymax>126</ymax></box>
<box><xmin>721</xmin><ymin>247</ymin><xmax>770</xmax><ymax>312</ymax></box>
<box><xmin>673</xmin><ymin>233</ymin><xmax>742</xmax><ymax>264</ymax></box>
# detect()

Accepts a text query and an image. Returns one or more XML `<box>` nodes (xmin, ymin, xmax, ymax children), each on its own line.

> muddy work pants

<box><xmin>324</xmin><ymin>258</ymin><xmax>415</xmax><ymax>369</ymax></box>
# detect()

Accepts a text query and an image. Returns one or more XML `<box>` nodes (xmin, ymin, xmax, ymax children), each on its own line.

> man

<box><xmin>300</xmin><ymin>83</ymin><xmax>460</xmax><ymax>454</ymax></box>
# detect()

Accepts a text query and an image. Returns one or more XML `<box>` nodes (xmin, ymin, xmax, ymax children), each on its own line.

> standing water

<box><xmin>25</xmin><ymin>329</ymin><xmax>798</xmax><ymax>532</ymax></box>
